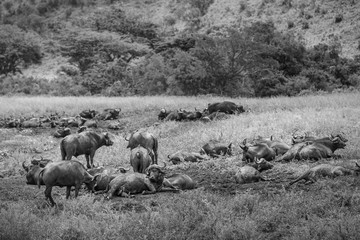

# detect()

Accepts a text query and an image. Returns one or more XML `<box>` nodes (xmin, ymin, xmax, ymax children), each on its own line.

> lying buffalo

<box><xmin>289</xmin><ymin>163</ymin><xmax>360</xmax><ymax>185</ymax></box>
<box><xmin>96</xmin><ymin>108</ymin><xmax>121</xmax><ymax>120</ymax></box>
<box><xmin>239</xmin><ymin>139</ymin><xmax>276</xmax><ymax>162</ymax></box>
<box><xmin>200</xmin><ymin>140</ymin><xmax>232</xmax><ymax>158</ymax></box>
<box><xmin>125</xmin><ymin>131</ymin><xmax>158</xmax><ymax>165</ymax></box>
<box><xmin>80</xmin><ymin>109</ymin><xmax>98</xmax><ymax>119</ymax></box>
<box><xmin>130</xmin><ymin>145</ymin><xmax>153</xmax><ymax>173</ymax></box>
<box><xmin>206</xmin><ymin>101</ymin><xmax>245</xmax><ymax>114</ymax></box>
<box><xmin>21</xmin><ymin>118</ymin><xmax>41</xmax><ymax>128</ymax></box>
<box><xmin>276</xmin><ymin>134</ymin><xmax>348</xmax><ymax>161</ymax></box>
<box><xmin>234</xmin><ymin>165</ymin><xmax>267</xmax><ymax>184</ymax></box>
<box><xmin>60</xmin><ymin>131</ymin><xmax>114</xmax><ymax>169</ymax></box>
<box><xmin>86</xmin><ymin>166</ymin><xmax>130</xmax><ymax>193</ymax></box>
<box><xmin>53</xmin><ymin>127</ymin><xmax>71</xmax><ymax>138</ymax></box>
<box><xmin>248</xmin><ymin>157</ymin><xmax>274</xmax><ymax>172</ymax></box>
<box><xmin>163</xmin><ymin>173</ymin><xmax>197</xmax><ymax>190</ymax></box>
<box><xmin>168</xmin><ymin>150</ymin><xmax>209</xmax><ymax>164</ymax></box>
<box><xmin>23</xmin><ymin>160</ymin><xmax>95</xmax><ymax>207</ymax></box>
<box><xmin>252</xmin><ymin>136</ymin><xmax>290</xmax><ymax>155</ymax></box>
<box><xmin>158</xmin><ymin>108</ymin><xmax>171</xmax><ymax>120</ymax></box>
<box><xmin>105</xmin><ymin>164</ymin><xmax>179</xmax><ymax>199</ymax></box>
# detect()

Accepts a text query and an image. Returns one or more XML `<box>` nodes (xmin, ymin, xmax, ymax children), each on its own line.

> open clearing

<box><xmin>1</xmin><ymin>93</ymin><xmax>360</xmax><ymax>239</ymax></box>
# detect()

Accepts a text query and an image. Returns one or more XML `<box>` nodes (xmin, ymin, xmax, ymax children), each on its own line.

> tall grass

<box><xmin>1</xmin><ymin>92</ymin><xmax>360</xmax><ymax>239</ymax></box>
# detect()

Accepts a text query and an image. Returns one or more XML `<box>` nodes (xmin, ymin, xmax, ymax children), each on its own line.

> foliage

<box><xmin>93</xmin><ymin>7</ymin><xmax>158</xmax><ymax>40</ymax></box>
<box><xmin>0</xmin><ymin>25</ymin><xmax>42</xmax><ymax>76</ymax></box>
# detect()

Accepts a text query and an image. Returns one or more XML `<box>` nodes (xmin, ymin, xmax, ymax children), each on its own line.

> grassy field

<box><xmin>1</xmin><ymin>92</ymin><xmax>360</xmax><ymax>240</ymax></box>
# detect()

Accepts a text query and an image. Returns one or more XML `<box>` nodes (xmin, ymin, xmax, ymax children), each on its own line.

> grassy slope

<box><xmin>1</xmin><ymin>93</ymin><xmax>360</xmax><ymax>239</ymax></box>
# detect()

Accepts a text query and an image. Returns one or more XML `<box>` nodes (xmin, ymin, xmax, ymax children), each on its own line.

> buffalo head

<box><xmin>145</xmin><ymin>163</ymin><xmax>166</xmax><ymax>184</ymax></box>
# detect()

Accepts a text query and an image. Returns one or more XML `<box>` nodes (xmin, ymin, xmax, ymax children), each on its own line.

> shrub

<box><xmin>335</xmin><ymin>14</ymin><xmax>343</xmax><ymax>23</ymax></box>
<box><xmin>300</xmin><ymin>68</ymin><xmax>339</xmax><ymax>91</ymax></box>
<box><xmin>0</xmin><ymin>25</ymin><xmax>42</xmax><ymax>76</ymax></box>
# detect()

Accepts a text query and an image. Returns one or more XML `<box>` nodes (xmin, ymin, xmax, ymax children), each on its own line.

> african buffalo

<box><xmin>125</xmin><ymin>131</ymin><xmax>159</xmax><ymax>165</ymax></box>
<box><xmin>163</xmin><ymin>173</ymin><xmax>197</xmax><ymax>190</ymax></box>
<box><xmin>163</xmin><ymin>109</ymin><xmax>186</xmax><ymax>121</ymax></box>
<box><xmin>291</xmin><ymin>132</ymin><xmax>316</xmax><ymax>145</ymax></box>
<box><xmin>239</xmin><ymin>139</ymin><xmax>276</xmax><ymax>162</ymax></box>
<box><xmin>80</xmin><ymin>109</ymin><xmax>98</xmax><ymax>119</ymax></box>
<box><xmin>253</xmin><ymin>136</ymin><xmax>290</xmax><ymax>155</ymax></box>
<box><xmin>23</xmin><ymin>160</ymin><xmax>95</xmax><ymax>207</ymax></box>
<box><xmin>200</xmin><ymin>140</ymin><xmax>232</xmax><ymax>157</ymax></box>
<box><xmin>158</xmin><ymin>108</ymin><xmax>170</xmax><ymax>120</ymax></box>
<box><xmin>81</xmin><ymin>118</ymin><xmax>98</xmax><ymax>128</ymax></box>
<box><xmin>276</xmin><ymin>134</ymin><xmax>348</xmax><ymax>161</ymax></box>
<box><xmin>96</xmin><ymin>108</ymin><xmax>121</xmax><ymax>120</ymax></box>
<box><xmin>234</xmin><ymin>165</ymin><xmax>266</xmax><ymax>184</ymax></box>
<box><xmin>289</xmin><ymin>163</ymin><xmax>360</xmax><ymax>185</ymax></box>
<box><xmin>60</xmin><ymin>116</ymin><xmax>83</xmax><ymax>127</ymax></box>
<box><xmin>130</xmin><ymin>145</ymin><xmax>153</xmax><ymax>173</ymax></box>
<box><xmin>183</xmin><ymin>108</ymin><xmax>202</xmax><ymax>121</ymax></box>
<box><xmin>248</xmin><ymin>157</ymin><xmax>274</xmax><ymax>172</ymax></box>
<box><xmin>168</xmin><ymin>150</ymin><xmax>209</xmax><ymax>164</ymax></box>
<box><xmin>206</xmin><ymin>101</ymin><xmax>245</xmax><ymax>114</ymax></box>
<box><xmin>21</xmin><ymin>118</ymin><xmax>41</xmax><ymax>128</ymax></box>
<box><xmin>53</xmin><ymin>127</ymin><xmax>71</xmax><ymax>138</ymax></box>
<box><xmin>86</xmin><ymin>166</ymin><xmax>130</xmax><ymax>193</ymax></box>
<box><xmin>60</xmin><ymin>131</ymin><xmax>114</xmax><ymax>169</ymax></box>
<box><xmin>105</xmin><ymin>164</ymin><xmax>179</xmax><ymax>199</ymax></box>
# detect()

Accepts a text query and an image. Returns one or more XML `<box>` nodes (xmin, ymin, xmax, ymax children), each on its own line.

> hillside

<box><xmin>1</xmin><ymin>0</ymin><xmax>360</xmax><ymax>97</ymax></box>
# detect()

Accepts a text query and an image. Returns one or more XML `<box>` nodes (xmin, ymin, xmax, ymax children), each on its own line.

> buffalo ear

<box><xmin>270</xmin><ymin>135</ymin><xmax>274</xmax><ymax>141</ymax></box>
<box><xmin>356</xmin><ymin>162</ymin><xmax>360</xmax><ymax>169</ymax></box>
<box><xmin>239</xmin><ymin>144</ymin><xmax>246</xmax><ymax>151</ymax></box>
<box><xmin>228</xmin><ymin>143</ymin><xmax>232</xmax><ymax>149</ymax></box>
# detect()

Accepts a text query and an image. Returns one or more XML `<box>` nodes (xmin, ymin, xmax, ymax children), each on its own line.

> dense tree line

<box><xmin>0</xmin><ymin>2</ymin><xmax>359</xmax><ymax>97</ymax></box>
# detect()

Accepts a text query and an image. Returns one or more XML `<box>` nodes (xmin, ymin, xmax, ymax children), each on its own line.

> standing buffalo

<box><xmin>125</xmin><ymin>131</ymin><xmax>159</xmax><ymax>165</ymax></box>
<box><xmin>23</xmin><ymin>160</ymin><xmax>95</xmax><ymax>207</ymax></box>
<box><xmin>60</xmin><ymin>131</ymin><xmax>114</xmax><ymax>169</ymax></box>
<box><xmin>240</xmin><ymin>139</ymin><xmax>276</xmax><ymax>162</ymax></box>
<box><xmin>276</xmin><ymin>134</ymin><xmax>348</xmax><ymax>161</ymax></box>
<box><xmin>206</xmin><ymin>101</ymin><xmax>245</xmax><ymax>114</ymax></box>
<box><xmin>200</xmin><ymin>140</ymin><xmax>233</xmax><ymax>158</ymax></box>
<box><xmin>163</xmin><ymin>173</ymin><xmax>197</xmax><ymax>190</ymax></box>
<box><xmin>289</xmin><ymin>163</ymin><xmax>360</xmax><ymax>185</ymax></box>
<box><xmin>130</xmin><ymin>145</ymin><xmax>153</xmax><ymax>173</ymax></box>
<box><xmin>168</xmin><ymin>150</ymin><xmax>209</xmax><ymax>164</ymax></box>
<box><xmin>105</xmin><ymin>164</ymin><xmax>178</xmax><ymax>199</ymax></box>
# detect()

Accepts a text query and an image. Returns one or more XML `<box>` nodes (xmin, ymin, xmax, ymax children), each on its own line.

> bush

<box><xmin>300</xmin><ymin>68</ymin><xmax>339</xmax><ymax>91</ymax></box>
<box><xmin>0</xmin><ymin>25</ymin><xmax>42</xmax><ymax>76</ymax></box>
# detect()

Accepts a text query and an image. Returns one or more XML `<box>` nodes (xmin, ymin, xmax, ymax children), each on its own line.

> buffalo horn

<box><xmin>356</xmin><ymin>163</ymin><xmax>360</xmax><ymax>169</ymax></box>
<box><xmin>161</xmin><ymin>162</ymin><xmax>167</xmax><ymax>169</ymax></box>
<box><xmin>22</xmin><ymin>161</ymin><xmax>29</xmax><ymax>172</ymax></box>
<box><xmin>118</xmin><ymin>167</ymin><xmax>130</xmax><ymax>173</ymax></box>
<box><xmin>243</xmin><ymin>138</ymin><xmax>247</xmax><ymax>145</ymax></box>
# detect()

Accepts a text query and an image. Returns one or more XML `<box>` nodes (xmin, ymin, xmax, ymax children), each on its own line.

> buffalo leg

<box><xmin>90</xmin><ymin>152</ymin><xmax>96</xmax><ymax>168</ymax></box>
<box><xmin>66</xmin><ymin>186</ymin><xmax>71</xmax><ymax>199</ymax></box>
<box><xmin>74</xmin><ymin>184</ymin><xmax>81</xmax><ymax>197</ymax></box>
<box><xmin>85</xmin><ymin>155</ymin><xmax>91</xmax><ymax>169</ymax></box>
<box><xmin>45</xmin><ymin>186</ymin><xmax>56</xmax><ymax>207</ymax></box>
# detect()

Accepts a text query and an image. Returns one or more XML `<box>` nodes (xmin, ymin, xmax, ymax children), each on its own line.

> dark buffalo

<box><xmin>130</xmin><ymin>145</ymin><xmax>153</xmax><ymax>173</ymax></box>
<box><xmin>163</xmin><ymin>173</ymin><xmax>197</xmax><ymax>190</ymax></box>
<box><xmin>200</xmin><ymin>140</ymin><xmax>233</xmax><ymax>157</ymax></box>
<box><xmin>182</xmin><ymin>108</ymin><xmax>202</xmax><ymax>121</ymax></box>
<box><xmin>168</xmin><ymin>150</ymin><xmax>209</xmax><ymax>165</ymax></box>
<box><xmin>252</xmin><ymin>136</ymin><xmax>290</xmax><ymax>155</ymax></box>
<box><xmin>289</xmin><ymin>163</ymin><xmax>360</xmax><ymax>185</ymax></box>
<box><xmin>23</xmin><ymin>160</ymin><xmax>95</xmax><ymax>206</ymax></box>
<box><xmin>80</xmin><ymin>109</ymin><xmax>98</xmax><ymax>119</ymax></box>
<box><xmin>248</xmin><ymin>157</ymin><xmax>274</xmax><ymax>172</ymax></box>
<box><xmin>206</xmin><ymin>101</ymin><xmax>245</xmax><ymax>114</ymax></box>
<box><xmin>163</xmin><ymin>109</ymin><xmax>186</xmax><ymax>121</ymax></box>
<box><xmin>158</xmin><ymin>108</ymin><xmax>170</xmax><ymax>120</ymax></box>
<box><xmin>105</xmin><ymin>164</ymin><xmax>178</xmax><ymax>199</ymax></box>
<box><xmin>81</xmin><ymin>118</ymin><xmax>98</xmax><ymax>128</ymax></box>
<box><xmin>86</xmin><ymin>166</ymin><xmax>130</xmax><ymax>193</ymax></box>
<box><xmin>60</xmin><ymin>131</ymin><xmax>114</xmax><ymax>169</ymax></box>
<box><xmin>96</xmin><ymin>108</ymin><xmax>121</xmax><ymax>120</ymax></box>
<box><xmin>6</xmin><ymin>118</ymin><xmax>21</xmax><ymax>128</ymax></box>
<box><xmin>234</xmin><ymin>165</ymin><xmax>266</xmax><ymax>184</ymax></box>
<box><xmin>276</xmin><ymin>134</ymin><xmax>348</xmax><ymax>161</ymax></box>
<box><xmin>59</xmin><ymin>116</ymin><xmax>83</xmax><ymax>128</ymax></box>
<box><xmin>21</xmin><ymin>118</ymin><xmax>41</xmax><ymax>128</ymax></box>
<box><xmin>53</xmin><ymin>127</ymin><xmax>71</xmax><ymax>138</ymax></box>
<box><xmin>30</xmin><ymin>156</ymin><xmax>53</xmax><ymax>168</ymax></box>
<box><xmin>239</xmin><ymin>139</ymin><xmax>276</xmax><ymax>162</ymax></box>
<box><xmin>125</xmin><ymin>131</ymin><xmax>159</xmax><ymax>165</ymax></box>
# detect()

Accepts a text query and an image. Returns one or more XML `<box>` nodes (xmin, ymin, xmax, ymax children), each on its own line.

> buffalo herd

<box><xmin>17</xmin><ymin>101</ymin><xmax>358</xmax><ymax>207</ymax></box>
